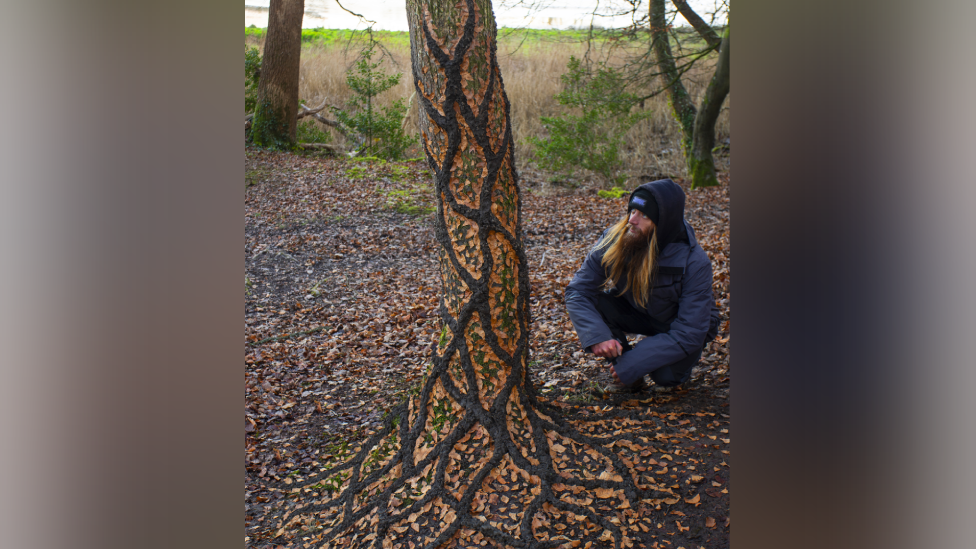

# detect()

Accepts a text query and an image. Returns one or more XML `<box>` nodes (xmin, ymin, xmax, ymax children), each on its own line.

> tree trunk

<box><xmin>650</xmin><ymin>0</ymin><xmax>697</xmax><ymax>152</ymax></box>
<box><xmin>250</xmin><ymin>0</ymin><xmax>304</xmax><ymax>148</ymax></box>
<box><xmin>407</xmin><ymin>0</ymin><xmax>530</xmax><ymax>409</ymax></box>
<box><xmin>652</xmin><ymin>0</ymin><xmax>729</xmax><ymax>189</ymax></box>
<box><xmin>672</xmin><ymin>0</ymin><xmax>721</xmax><ymax>48</ymax></box>
<box><xmin>688</xmin><ymin>25</ymin><xmax>730</xmax><ymax>189</ymax></box>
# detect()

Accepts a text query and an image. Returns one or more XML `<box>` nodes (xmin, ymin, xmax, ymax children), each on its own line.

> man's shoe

<box><xmin>603</xmin><ymin>377</ymin><xmax>648</xmax><ymax>394</ymax></box>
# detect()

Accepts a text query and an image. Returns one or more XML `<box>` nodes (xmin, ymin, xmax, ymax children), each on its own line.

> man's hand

<box><xmin>591</xmin><ymin>339</ymin><xmax>623</xmax><ymax>359</ymax></box>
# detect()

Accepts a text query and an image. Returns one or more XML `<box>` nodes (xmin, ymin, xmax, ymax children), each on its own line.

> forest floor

<box><xmin>244</xmin><ymin>147</ymin><xmax>731</xmax><ymax>548</ymax></box>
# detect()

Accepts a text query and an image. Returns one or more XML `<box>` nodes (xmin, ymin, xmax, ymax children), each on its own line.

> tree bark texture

<box><xmin>256</xmin><ymin>2</ymin><xmax>696</xmax><ymax>547</ymax></box>
<box><xmin>650</xmin><ymin>0</ymin><xmax>697</xmax><ymax>150</ymax></box>
<box><xmin>651</xmin><ymin>0</ymin><xmax>727</xmax><ymax>189</ymax></box>
<box><xmin>671</xmin><ymin>0</ymin><xmax>721</xmax><ymax>48</ymax></box>
<box><xmin>688</xmin><ymin>25</ymin><xmax>730</xmax><ymax>189</ymax></box>
<box><xmin>251</xmin><ymin>0</ymin><xmax>304</xmax><ymax>148</ymax></box>
<box><xmin>408</xmin><ymin>0</ymin><xmax>530</xmax><ymax>413</ymax></box>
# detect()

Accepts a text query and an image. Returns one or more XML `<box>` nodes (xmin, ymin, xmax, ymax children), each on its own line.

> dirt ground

<box><xmin>244</xmin><ymin>148</ymin><xmax>731</xmax><ymax>547</ymax></box>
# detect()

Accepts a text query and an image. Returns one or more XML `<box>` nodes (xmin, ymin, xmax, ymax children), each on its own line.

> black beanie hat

<box><xmin>628</xmin><ymin>189</ymin><xmax>659</xmax><ymax>225</ymax></box>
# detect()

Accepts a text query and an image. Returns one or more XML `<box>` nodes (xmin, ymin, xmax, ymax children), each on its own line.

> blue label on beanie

<box><xmin>631</xmin><ymin>197</ymin><xmax>646</xmax><ymax>207</ymax></box>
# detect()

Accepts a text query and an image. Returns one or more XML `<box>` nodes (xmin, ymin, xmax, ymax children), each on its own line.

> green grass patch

<box><xmin>245</xmin><ymin>27</ymin><xmax>412</xmax><ymax>49</ymax></box>
<box><xmin>383</xmin><ymin>185</ymin><xmax>434</xmax><ymax>216</ymax></box>
<box><xmin>246</xmin><ymin>25</ymin><xmax>722</xmax><ymax>51</ymax></box>
<box><xmin>597</xmin><ymin>186</ymin><xmax>630</xmax><ymax>199</ymax></box>
<box><xmin>343</xmin><ymin>159</ymin><xmax>433</xmax><ymax>216</ymax></box>
<box><xmin>345</xmin><ymin>165</ymin><xmax>370</xmax><ymax>180</ymax></box>
<box><xmin>245</xmin><ymin>166</ymin><xmax>273</xmax><ymax>188</ymax></box>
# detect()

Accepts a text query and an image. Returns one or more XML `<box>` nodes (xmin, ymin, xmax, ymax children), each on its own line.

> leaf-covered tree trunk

<box><xmin>250</xmin><ymin>0</ymin><xmax>304</xmax><ymax>148</ymax></box>
<box><xmin>407</xmin><ymin>0</ymin><xmax>530</xmax><ymax>412</ymax></box>
<box><xmin>651</xmin><ymin>0</ymin><xmax>729</xmax><ymax>189</ymax></box>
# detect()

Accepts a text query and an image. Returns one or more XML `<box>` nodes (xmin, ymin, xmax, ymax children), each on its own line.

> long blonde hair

<box><xmin>596</xmin><ymin>214</ymin><xmax>658</xmax><ymax>307</ymax></box>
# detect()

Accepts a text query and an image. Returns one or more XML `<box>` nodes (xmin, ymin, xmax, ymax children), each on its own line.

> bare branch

<box><xmin>296</xmin><ymin>142</ymin><xmax>341</xmax><ymax>154</ymax></box>
<box><xmin>334</xmin><ymin>0</ymin><xmax>376</xmax><ymax>27</ymax></box>
<box><xmin>297</xmin><ymin>99</ymin><xmax>342</xmax><ymax>128</ymax></box>
<box><xmin>297</xmin><ymin>97</ymin><xmax>334</xmax><ymax>115</ymax></box>
<box><xmin>297</xmin><ymin>99</ymin><xmax>362</xmax><ymax>152</ymax></box>
<box><xmin>246</xmin><ymin>96</ymin><xmax>352</xmax><ymax>151</ymax></box>
<box><xmin>303</xmin><ymin>111</ymin><xmax>343</xmax><ymax>128</ymax></box>
<box><xmin>671</xmin><ymin>0</ymin><xmax>721</xmax><ymax>48</ymax></box>
<box><xmin>401</xmin><ymin>91</ymin><xmax>417</xmax><ymax>133</ymax></box>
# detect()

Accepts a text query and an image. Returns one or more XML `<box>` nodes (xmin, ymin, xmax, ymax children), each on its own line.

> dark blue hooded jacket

<box><xmin>564</xmin><ymin>179</ymin><xmax>719</xmax><ymax>385</ymax></box>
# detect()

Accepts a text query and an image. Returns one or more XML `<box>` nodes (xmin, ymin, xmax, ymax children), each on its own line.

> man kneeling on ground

<box><xmin>564</xmin><ymin>178</ymin><xmax>719</xmax><ymax>393</ymax></box>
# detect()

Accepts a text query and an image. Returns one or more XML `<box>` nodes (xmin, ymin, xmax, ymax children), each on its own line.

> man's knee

<box><xmin>649</xmin><ymin>348</ymin><xmax>702</xmax><ymax>387</ymax></box>
<box><xmin>651</xmin><ymin>366</ymin><xmax>691</xmax><ymax>387</ymax></box>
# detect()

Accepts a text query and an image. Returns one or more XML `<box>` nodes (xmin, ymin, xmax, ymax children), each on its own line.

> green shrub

<box><xmin>245</xmin><ymin>46</ymin><xmax>261</xmax><ymax>114</ymax></box>
<box><xmin>332</xmin><ymin>41</ymin><xmax>414</xmax><ymax>160</ymax></box>
<box><xmin>529</xmin><ymin>56</ymin><xmax>648</xmax><ymax>186</ymax></box>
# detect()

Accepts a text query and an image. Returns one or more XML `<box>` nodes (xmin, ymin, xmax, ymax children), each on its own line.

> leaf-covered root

<box><xmin>260</xmin><ymin>390</ymin><xmax>702</xmax><ymax>548</ymax></box>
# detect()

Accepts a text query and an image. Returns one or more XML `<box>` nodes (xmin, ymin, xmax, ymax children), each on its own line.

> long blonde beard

<box><xmin>596</xmin><ymin>216</ymin><xmax>658</xmax><ymax>308</ymax></box>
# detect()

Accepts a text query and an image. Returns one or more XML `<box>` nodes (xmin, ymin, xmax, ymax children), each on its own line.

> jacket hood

<box><xmin>629</xmin><ymin>179</ymin><xmax>686</xmax><ymax>249</ymax></box>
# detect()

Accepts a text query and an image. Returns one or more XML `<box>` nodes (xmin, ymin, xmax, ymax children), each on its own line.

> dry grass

<box><xmin>246</xmin><ymin>32</ymin><xmax>730</xmax><ymax>184</ymax></box>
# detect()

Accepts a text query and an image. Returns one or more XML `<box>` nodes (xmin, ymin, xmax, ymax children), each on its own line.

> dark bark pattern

<box><xmin>255</xmin><ymin>2</ymin><xmax>707</xmax><ymax>548</ymax></box>
<box><xmin>251</xmin><ymin>0</ymin><xmax>304</xmax><ymax>148</ymax></box>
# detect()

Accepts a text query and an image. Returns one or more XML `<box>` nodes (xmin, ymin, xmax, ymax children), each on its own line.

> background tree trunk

<box><xmin>650</xmin><ymin>0</ymin><xmax>697</xmax><ymax>152</ymax></box>
<box><xmin>672</xmin><ymin>0</ymin><xmax>721</xmax><ymax>48</ymax></box>
<box><xmin>651</xmin><ymin>0</ymin><xmax>729</xmax><ymax>189</ymax></box>
<box><xmin>688</xmin><ymin>24</ymin><xmax>730</xmax><ymax>189</ymax></box>
<box><xmin>250</xmin><ymin>0</ymin><xmax>304</xmax><ymax>148</ymax></box>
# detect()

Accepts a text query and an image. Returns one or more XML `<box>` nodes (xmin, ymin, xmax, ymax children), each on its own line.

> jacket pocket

<box><xmin>645</xmin><ymin>273</ymin><xmax>682</xmax><ymax>321</ymax></box>
<box><xmin>652</xmin><ymin>273</ymin><xmax>682</xmax><ymax>302</ymax></box>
